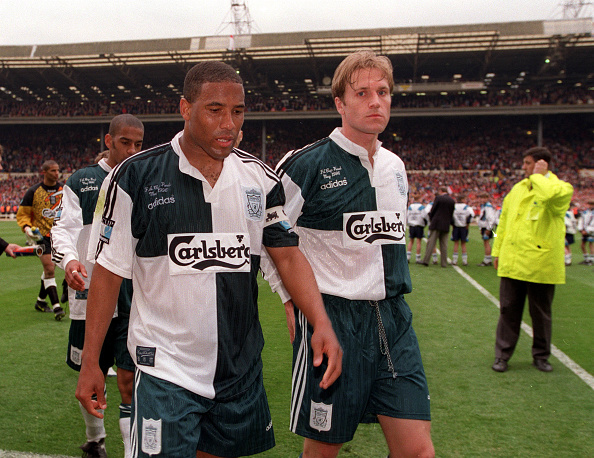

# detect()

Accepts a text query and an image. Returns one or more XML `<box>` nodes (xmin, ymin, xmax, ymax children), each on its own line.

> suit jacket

<box><xmin>429</xmin><ymin>193</ymin><xmax>455</xmax><ymax>232</ymax></box>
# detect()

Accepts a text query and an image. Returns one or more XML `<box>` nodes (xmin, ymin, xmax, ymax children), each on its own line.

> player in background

<box><xmin>577</xmin><ymin>202</ymin><xmax>594</xmax><ymax>265</ymax></box>
<box><xmin>477</xmin><ymin>194</ymin><xmax>498</xmax><ymax>266</ymax></box>
<box><xmin>17</xmin><ymin>160</ymin><xmax>65</xmax><ymax>320</ymax></box>
<box><xmin>564</xmin><ymin>203</ymin><xmax>578</xmax><ymax>266</ymax></box>
<box><xmin>450</xmin><ymin>194</ymin><xmax>474</xmax><ymax>266</ymax></box>
<box><xmin>263</xmin><ymin>50</ymin><xmax>434</xmax><ymax>458</ymax></box>
<box><xmin>424</xmin><ymin>200</ymin><xmax>439</xmax><ymax>264</ymax></box>
<box><xmin>51</xmin><ymin>114</ymin><xmax>144</xmax><ymax>457</ymax></box>
<box><xmin>76</xmin><ymin>61</ymin><xmax>342</xmax><ymax>458</ymax></box>
<box><xmin>407</xmin><ymin>194</ymin><xmax>429</xmax><ymax>264</ymax></box>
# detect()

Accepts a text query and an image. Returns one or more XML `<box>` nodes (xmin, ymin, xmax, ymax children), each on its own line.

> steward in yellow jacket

<box><xmin>492</xmin><ymin>169</ymin><xmax>573</xmax><ymax>284</ymax></box>
<box><xmin>491</xmin><ymin>146</ymin><xmax>573</xmax><ymax>374</ymax></box>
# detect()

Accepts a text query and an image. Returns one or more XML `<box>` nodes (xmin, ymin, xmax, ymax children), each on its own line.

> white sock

<box><xmin>120</xmin><ymin>416</ymin><xmax>132</xmax><ymax>458</ymax></box>
<box><xmin>406</xmin><ymin>251</ymin><xmax>411</xmax><ymax>261</ymax></box>
<box><xmin>79</xmin><ymin>401</ymin><xmax>106</xmax><ymax>443</ymax></box>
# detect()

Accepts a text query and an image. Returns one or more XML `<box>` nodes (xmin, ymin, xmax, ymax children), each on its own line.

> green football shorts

<box><xmin>290</xmin><ymin>294</ymin><xmax>431</xmax><ymax>444</ymax></box>
<box><xmin>131</xmin><ymin>365</ymin><xmax>275</xmax><ymax>457</ymax></box>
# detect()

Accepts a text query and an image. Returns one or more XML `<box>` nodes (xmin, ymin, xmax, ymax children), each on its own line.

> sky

<box><xmin>0</xmin><ymin>0</ymin><xmax>584</xmax><ymax>46</ymax></box>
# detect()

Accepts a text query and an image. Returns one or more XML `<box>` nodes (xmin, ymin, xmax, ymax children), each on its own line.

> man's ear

<box><xmin>104</xmin><ymin>133</ymin><xmax>113</xmax><ymax>150</ymax></box>
<box><xmin>335</xmin><ymin>96</ymin><xmax>345</xmax><ymax>115</ymax></box>
<box><xmin>180</xmin><ymin>97</ymin><xmax>191</xmax><ymax>121</ymax></box>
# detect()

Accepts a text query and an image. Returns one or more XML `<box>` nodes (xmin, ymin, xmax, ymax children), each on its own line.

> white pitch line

<box><xmin>452</xmin><ymin>263</ymin><xmax>594</xmax><ymax>391</ymax></box>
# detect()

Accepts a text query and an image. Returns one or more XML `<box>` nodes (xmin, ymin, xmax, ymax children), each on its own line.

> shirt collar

<box><xmin>329</xmin><ymin>128</ymin><xmax>382</xmax><ymax>161</ymax></box>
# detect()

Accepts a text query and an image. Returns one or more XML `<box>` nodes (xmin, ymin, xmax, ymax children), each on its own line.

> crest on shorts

<box><xmin>142</xmin><ymin>418</ymin><xmax>162</xmax><ymax>455</ymax></box>
<box><xmin>309</xmin><ymin>400</ymin><xmax>333</xmax><ymax>432</ymax></box>
<box><xmin>242</xmin><ymin>186</ymin><xmax>263</xmax><ymax>221</ymax></box>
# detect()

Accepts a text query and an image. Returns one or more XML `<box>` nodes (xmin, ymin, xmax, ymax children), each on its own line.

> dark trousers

<box><xmin>495</xmin><ymin>277</ymin><xmax>555</xmax><ymax>361</ymax></box>
<box><xmin>422</xmin><ymin>230</ymin><xmax>449</xmax><ymax>267</ymax></box>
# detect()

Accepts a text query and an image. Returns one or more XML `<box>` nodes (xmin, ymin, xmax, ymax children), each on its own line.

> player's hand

<box><xmin>533</xmin><ymin>159</ymin><xmax>548</xmax><ymax>175</ymax></box>
<box><xmin>75</xmin><ymin>362</ymin><xmax>107</xmax><ymax>418</ymax></box>
<box><xmin>24</xmin><ymin>226</ymin><xmax>43</xmax><ymax>242</ymax></box>
<box><xmin>310</xmin><ymin>320</ymin><xmax>342</xmax><ymax>390</ymax></box>
<box><xmin>493</xmin><ymin>257</ymin><xmax>498</xmax><ymax>269</ymax></box>
<box><xmin>65</xmin><ymin>259</ymin><xmax>88</xmax><ymax>291</ymax></box>
<box><xmin>284</xmin><ymin>300</ymin><xmax>296</xmax><ymax>344</ymax></box>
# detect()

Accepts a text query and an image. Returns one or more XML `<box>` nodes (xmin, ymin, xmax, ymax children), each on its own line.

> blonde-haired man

<box><xmin>264</xmin><ymin>49</ymin><xmax>434</xmax><ymax>458</ymax></box>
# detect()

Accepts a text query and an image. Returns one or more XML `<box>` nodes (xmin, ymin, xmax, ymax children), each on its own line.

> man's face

<box><xmin>105</xmin><ymin>125</ymin><xmax>144</xmax><ymax>166</ymax></box>
<box><xmin>335</xmin><ymin>67</ymin><xmax>391</xmax><ymax>143</ymax></box>
<box><xmin>522</xmin><ymin>155</ymin><xmax>536</xmax><ymax>177</ymax></box>
<box><xmin>180</xmin><ymin>81</ymin><xmax>245</xmax><ymax>162</ymax></box>
<box><xmin>43</xmin><ymin>164</ymin><xmax>60</xmax><ymax>185</ymax></box>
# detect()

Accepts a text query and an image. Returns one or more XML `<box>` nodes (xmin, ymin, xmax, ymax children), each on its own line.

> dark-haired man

<box><xmin>491</xmin><ymin>147</ymin><xmax>573</xmax><ymax>373</ymax></box>
<box><xmin>52</xmin><ymin>114</ymin><xmax>144</xmax><ymax>457</ymax></box>
<box><xmin>17</xmin><ymin>160</ymin><xmax>64</xmax><ymax>319</ymax></box>
<box><xmin>76</xmin><ymin>61</ymin><xmax>342</xmax><ymax>458</ymax></box>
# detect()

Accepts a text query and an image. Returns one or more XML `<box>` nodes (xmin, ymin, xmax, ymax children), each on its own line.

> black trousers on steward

<box><xmin>495</xmin><ymin>277</ymin><xmax>555</xmax><ymax>362</ymax></box>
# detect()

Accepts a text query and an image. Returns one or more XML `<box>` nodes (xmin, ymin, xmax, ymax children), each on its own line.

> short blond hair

<box><xmin>331</xmin><ymin>49</ymin><xmax>394</xmax><ymax>100</ymax></box>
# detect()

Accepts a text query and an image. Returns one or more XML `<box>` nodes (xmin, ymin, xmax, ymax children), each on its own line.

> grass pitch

<box><xmin>0</xmin><ymin>220</ymin><xmax>592</xmax><ymax>457</ymax></box>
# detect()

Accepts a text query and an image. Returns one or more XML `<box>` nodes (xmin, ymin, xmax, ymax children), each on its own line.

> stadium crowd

<box><xmin>1</xmin><ymin>116</ymin><xmax>592</xmax><ymax>213</ymax></box>
<box><xmin>1</xmin><ymin>85</ymin><xmax>593</xmax><ymax>118</ymax></box>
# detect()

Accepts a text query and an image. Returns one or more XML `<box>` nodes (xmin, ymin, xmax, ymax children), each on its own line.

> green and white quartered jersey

<box><xmin>266</xmin><ymin>128</ymin><xmax>411</xmax><ymax>302</ymax></box>
<box><xmin>92</xmin><ymin>132</ymin><xmax>296</xmax><ymax>399</ymax></box>
<box><xmin>52</xmin><ymin>159</ymin><xmax>118</xmax><ymax>319</ymax></box>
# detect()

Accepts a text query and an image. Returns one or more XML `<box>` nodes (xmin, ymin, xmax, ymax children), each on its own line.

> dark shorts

<box><xmin>408</xmin><ymin>226</ymin><xmax>425</xmax><ymax>239</ymax></box>
<box><xmin>565</xmin><ymin>233</ymin><xmax>575</xmax><ymax>246</ymax></box>
<box><xmin>582</xmin><ymin>234</ymin><xmax>594</xmax><ymax>243</ymax></box>
<box><xmin>451</xmin><ymin>226</ymin><xmax>469</xmax><ymax>242</ymax></box>
<box><xmin>480</xmin><ymin>227</ymin><xmax>493</xmax><ymax>240</ymax></box>
<box><xmin>131</xmin><ymin>366</ymin><xmax>275</xmax><ymax>457</ymax></box>
<box><xmin>290</xmin><ymin>294</ymin><xmax>431</xmax><ymax>444</ymax></box>
<box><xmin>39</xmin><ymin>236</ymin><xmax>52</xmax><ymax>255</ymax></box>
<box><xmin>67</xmin><ymin>316</ymin><xmax>134</xmax><ymax>374</ymax></box>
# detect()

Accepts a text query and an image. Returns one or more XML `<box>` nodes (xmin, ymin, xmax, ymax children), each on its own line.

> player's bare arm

<box><xmin>266</xmin><ymin>245</ymin><xmax>343</xmax><ymax>389</ymax></box>
<box><xmin>283</xmin><ymin>299</ymin><xmax>296</xmax><ymax>343</ymax></box>
<box><xmin>75</xmin><ymin>263</ymin><xmax>123</xmax><ymax>418</ymax></box>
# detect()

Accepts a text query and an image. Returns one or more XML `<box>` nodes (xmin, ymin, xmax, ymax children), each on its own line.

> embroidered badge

<box><xmin>142</xmin><ymin>418</ymin><xmax>162</xmax><ymax>455</ymax></box>
<box><xmin>395</xmin><ymin>171</ymin><xmax>407</xmax><ymax>196</ymax></box>
<box><xmin>242</xmin><ymin>186</ymin><xmax>263</xmax><ymax>221</ymax></box>
<box><xmin>309</xmin><ymin>401</ymin><xmax>333</xmax><ymax>432</ymax></box>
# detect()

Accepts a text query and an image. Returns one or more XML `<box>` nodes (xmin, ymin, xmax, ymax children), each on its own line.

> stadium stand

<box><xmin>1</xmin><ymin>19</ymin><xmax>593</xmax><ymax>214</ymax></box>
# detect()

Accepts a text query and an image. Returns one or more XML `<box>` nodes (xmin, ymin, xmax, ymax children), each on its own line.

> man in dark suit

<box><xmin>421</xmin><ymin>187</ymin><xmax>455</xmax><ymax>267</ymax></box>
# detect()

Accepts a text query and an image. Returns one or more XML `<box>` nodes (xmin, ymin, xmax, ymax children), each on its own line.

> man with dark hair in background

<box><xmin>51</xmin><ymin>114</ymin><xmax>144</xmax><ymax>457</ymax></box>
<box><xmin>17</xmin><ymin>159</ymin><xmax>65</xmax><ymax>320</ymax></box>
<box><xmin>491</xmin><ymin>146</ymin><xmax>573</xmax><ymax>373</ymax></box>
<box><xmin>420</xmin><ymin>187</ymin><xmax>455</xmax><ymax>267</ymax></box>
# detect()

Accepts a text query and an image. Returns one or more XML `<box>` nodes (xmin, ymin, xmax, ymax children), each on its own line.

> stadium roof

<box><xmin>1</xmin><ymin>18</ymin><xmax>593</xmax><ymax>104</ymax></box>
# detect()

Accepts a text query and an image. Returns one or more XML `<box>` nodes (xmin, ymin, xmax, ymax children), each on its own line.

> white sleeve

<box><xmin>259</xmin><ymin>172</ymin><xmax>305</xmax><ymax>303</ymax></box>
<box><xmin>51</xmin><ymin>185</ymin><xmax>83</xmax><ymax>270</ymax></box>
<box><xmin>89</xmin><ymin>174</ymin><xmax>136</xmax><ymax>279</ymax></box>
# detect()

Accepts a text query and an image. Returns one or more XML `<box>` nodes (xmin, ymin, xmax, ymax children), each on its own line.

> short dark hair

<box><xmin>183</xmin><ymin>61</ymin><xmax>243</xmax><ymax>103</ymax></box>
<box><xmin>41</xmin><ymin>160</ymin><xmax>58</xmax><ymax>172</ymax></box>
<box><xmin>524</xmin><ymin>146</ymin><xmax>552</xmax><ymax>164</ymax></box>
<box><xmin>108</xmin><ymin>114</ymin><xmax>144</xmax><ymax>136</ymax></box>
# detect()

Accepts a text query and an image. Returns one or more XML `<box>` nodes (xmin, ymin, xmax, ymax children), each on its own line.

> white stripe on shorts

<box><xmin>290</xmin><ymin>309</ymin><xmax>309</xmax><ymax>432</ymax></box>
<box><xmin>130</xmin><ymin>369</ymin><xmax>141</xmax><ymax>457</ymax></box>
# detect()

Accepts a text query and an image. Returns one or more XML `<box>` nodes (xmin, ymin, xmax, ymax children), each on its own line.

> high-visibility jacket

<box><xmin>492</xmin><ymin>171</ymin><xmax>573</xmax><ymax>284</ymax></box>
